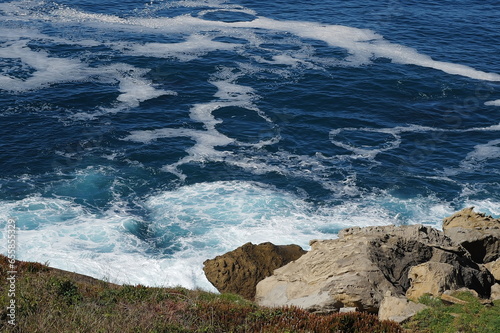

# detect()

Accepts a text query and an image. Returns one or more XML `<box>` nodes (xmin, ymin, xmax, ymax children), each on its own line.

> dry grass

<box><xmin>0</xmin><ymin>255</ymin><xmax>403</xmax><ymax>332</ymax></box>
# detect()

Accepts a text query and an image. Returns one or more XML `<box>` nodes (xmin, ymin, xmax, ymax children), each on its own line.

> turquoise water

<box><xmin>0</xmin><ymin>0</ymin><xmax>499</xmax><ymax>289</ymax></box>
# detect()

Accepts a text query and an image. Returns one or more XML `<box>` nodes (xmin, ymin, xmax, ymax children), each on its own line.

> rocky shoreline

<box><xmin>203</xmin><ymin>207</ymin><xmax>500</xmax><ymax>323</ymax></box>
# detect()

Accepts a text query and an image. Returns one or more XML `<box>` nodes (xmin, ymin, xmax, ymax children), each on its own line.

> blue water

<box><xmin>0</xmin><ymin>0</ymin><xmax>499</xmax><ymax>289</ymax></box>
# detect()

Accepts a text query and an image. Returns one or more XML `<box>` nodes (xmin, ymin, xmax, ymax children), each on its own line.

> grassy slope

<box><xmin>404</xmin><ymin>292</ymin><xmax>500</xmax><ymax>333</ymax></box>
<box><xmin>0</xmin><ymin>255</ymin><xmax>402</xmax><ymax>332</ymax></box>
<box><xmin>1</xmin><ymin>255</ymin><xmax>498</xmax><ymax>332</ymax></box>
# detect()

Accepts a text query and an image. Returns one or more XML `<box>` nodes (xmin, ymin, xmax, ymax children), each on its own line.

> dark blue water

<box><xmin>0</xmin><ymin>0</ymin><xmax>499</xmax><ymax>289</ymax></box>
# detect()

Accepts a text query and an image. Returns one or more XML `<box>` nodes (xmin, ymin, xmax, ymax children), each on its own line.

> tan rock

<box><xmin>256</xmin><ymin>235</ymin><xmax>396</xmax><ymax>313</ymax></box>
<box><xmin>406</xmin><ymin>262</ymin><xmax>460</xmax><ymax>300</ymax></box>
<box><xmin>256</xmin><ymin>225</ymin><xmax>493</xmax><ymax>314</ymax></box>
<box><xmin>491</xmin><ymin>283</ymin><xmax>500</xmax><ymax>301</ymax></box>
<box><xmin>339</xmin><ymin>307</ymin><xmax>358</xmax><ymax>313</ymax></box>
<box><xmin>443</xmin><ymin>207</ymin><xmax>500</xmax><ymax>229</ymax></box>
<box><xmin>485</xmin><ymin>258</ymin><xmax>500</xmax><ymax>281</ymax></box>
<box><xmin>442</xmin><ymin>207</ymin><xmax>500</xmax><ymax>263</ymax></box>
<box><xmin>378</xmin><ymin>294</ymin><xmax>428</xmax><ymax>323</ymax></box>
<box><xmin>203</xmin><ymin>242</ymin><xmax>306</xmax><ymax>300</ymax></box>
<box><xmin>444</xmin><ymin>287</ymin><xmax>479</xmax><ymax>298</ymax></box>
<box><xmin>440</xmin><ymin>294</ymin><xmax>467</xmax><ymax>305</ymax></box>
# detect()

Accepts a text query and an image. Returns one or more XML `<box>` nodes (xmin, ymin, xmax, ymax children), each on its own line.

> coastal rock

<box><xmin>485</xmin><ymin>259</ymin><xmax>500</xmax><ymax>281</ymax></box>
<box><xmin>378</xmin><ymin>293</ymin><xmax>428</xmax><ymax>323</ymax></box>
<box><xmin>491</xmin><ymin>284</ymin><xmax>500</xmax><ymax>301</ymax></box>
<box><xmin>443</xmin><ymin>207</ymin><xmax>500</xmax><ymax>229</ymax></box>
<box><xmin>255</xmin><ymin>225</ymin><xmax>493</xmax><ymax>313</ymax></box>
<box><xmin>442</xmin><ymin>207</ymin><xmax>500</xmax><ymax>263</ymax></box>
<box><xmin>406</xmin><ymin>262</ymin><xmax>460</xmax><ymax>300</ymax></box>
<box><xmin>337</xmin><ymin>224</ymin><xmax>455</xmax><ymax>246</ymax></box>
<box><xmin>203</xmin><ymin>242</ymin><xmax>306</xmax><ymax>300</ymax></box>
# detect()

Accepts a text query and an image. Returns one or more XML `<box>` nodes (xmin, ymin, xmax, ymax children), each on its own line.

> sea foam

<box><xmin>0</xmin><ymin>178</ymin><xmax>474</xmax><ymax>289</ymax></box>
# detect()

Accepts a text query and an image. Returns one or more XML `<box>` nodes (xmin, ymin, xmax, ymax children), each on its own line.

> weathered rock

<box><xmin>406</xmin><ymin>262</ymin><xmax>459</xmax><ymax>300</ymax></box>
<box><xmin>444</xmin><ymin>287</ymin><xmax>479</xmax><ymax>298</ymax></box>
<box><xmin>491</xmin><ymin>283</ymin><xmax>500</xmax><ymax>301</ymax></box>
<box><xmin>378</xmin><ymin>293</ymin><xmax>428</xmax><ymax>323</ymax></box>
<box><xmin>203</xmin><ymin>242</ymin><xmax>306</xmax><ymax>300</ymax></box>
<box><xmin>440</xmin><ymin>293</ymin><xmax>467</xmax><ymax>305</ymax></box>
<box><xmin>339</xmin><ymin>307</ymin><xmax>358</xmax><ymax>313</ymax></box>
<box><xmin>256</xmin><ymin>236</ymin><xmax>393</xmax><ymax>314</ymax></box>
<box><xmin>338</xmin><ymin>224</ymin><xmax>456</xmax><ymax>246</ymax></box>
<box><xmin>484</xmin><ymin>258</ymin><xmax>500</xmax><ymax>281</ymax></box>
<box><xmin>406</xmin><ymin>260</ymin><xmax>493</xmax><ymax>301</ymax></box>
<box><xmin>255</xmin><ymin>225</ymin><xmax>494</xmax><ymax>314</ymax></box>
<box><xmin>443</xmin><ymin>207</ymin><xmax>500</xmax><ymax>229</ymax></box>
<box><xmin>442</xmin><ymin>207</ymin><xmax>500</xmax><ymax>263</ymax></box>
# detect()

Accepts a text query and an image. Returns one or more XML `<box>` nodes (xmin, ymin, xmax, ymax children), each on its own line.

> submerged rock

<box><xmin>203</xmin><ymin>242</ymin><xmax>306</xmax><ymax>300</ymax></box>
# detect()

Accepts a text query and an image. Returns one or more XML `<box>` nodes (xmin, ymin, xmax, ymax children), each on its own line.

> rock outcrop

<box><xmin>203</xmin><ymin>242</ymin><xmax>306</xmax><ymax>300</ymax></box>
<box><xmin>491</xmin><ymin>283</ymin><xmax>500</xmax><ymax>301</ymax></box>
<box><xmin>204</xmin><ymin>209</ymin><xmax>500</xmax><ymax>319</ymax></box>
<box><xmin>442</xmin><ymin>207</ymin><xmax>500</xmax><ymax>264</ymax></box>
<box><xmin>485</xmin><ymin>259</ymin><xmax>500</xmax><ymax>281</ymax></box>
<box><xmin>406</xmin><ymin>262</ymin><xmax>462</xmax><ymax>300</ymax></box>
<box><xmin>378</xmin><ymin>293</ymin><xmax>428</xmax><ymax>323</ymax></box>
<box><xmin>254</xmin><ymin>225</ymin><xmax>494</xmax><ymax>314</ymax></box>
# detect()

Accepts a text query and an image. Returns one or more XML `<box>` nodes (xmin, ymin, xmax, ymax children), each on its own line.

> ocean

<box><xmin>0</xmin><ymin>0</ymin><xmax>499</xmax><ymax>290</ymax></box>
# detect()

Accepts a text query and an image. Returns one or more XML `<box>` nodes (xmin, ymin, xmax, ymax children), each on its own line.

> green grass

<box><xmin>0</xmin><ymin>255</ymin><xmax>402</xmax><ymax>333</ymax></box>
<box><xmin>2</xmin><ymin>255</ymin><xmax>499</xmax><ymax>332</ymax></box>
<box><xmin>404</xmin><ymin>292</ymin><xmax>500</xmax><ymax>333</ymax></box>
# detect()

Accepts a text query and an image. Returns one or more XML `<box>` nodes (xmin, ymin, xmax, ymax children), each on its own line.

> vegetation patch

<box><xmin>404</xmin><ymin>292</ymin><xmax>500</xmax><ymax>333</ymax></box>
<box><xmin>0</xmin><ymin>255</ymin><xmax>402</xmax><ymax>332</ymax></box>
<box><xmin>2</xmin><ymin>255</ymin><xmax>499</xmax><ymax>332</ymax></box>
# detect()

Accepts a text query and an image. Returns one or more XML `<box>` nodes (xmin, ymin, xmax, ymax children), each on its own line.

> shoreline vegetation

<box><xmin>0</xmin><ymin>254</ymin><xmax>403</xmax><ymax>332</ymax></box>
<box><xmin>0</xmin><ymin>257</ymin><xmax>499</xmax><ymax>332</ymax></box>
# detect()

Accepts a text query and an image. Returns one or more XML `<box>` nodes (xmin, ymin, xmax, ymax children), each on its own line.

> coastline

<box><xmin>2</xmin><ymin>208</ymin><xmax>499</xmax><ymax>331</ymax></box>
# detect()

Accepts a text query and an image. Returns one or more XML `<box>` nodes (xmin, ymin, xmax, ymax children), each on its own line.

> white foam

<box><xmin>114</xmin><ymin>68</ymin><xmax>177</xmax><ymax>109</ymax></box>
<box><xmin>124</xmin><ymin>66</ymin><xmax>278</xmax><ymax>178</ymax></box>
<box><xmin>6</xmin><ymin>2</ymin><xmax>497</xmax><ymax>83</ymax></box>
<box><xmin>1</xmin><ymin>179</ymin><xmax>470</xmax><ymax>288</ymax></box>
<box><xmin>0</xmin><ymin>187</ymin><xmax>211</xmax><ymax>288</ymax></box>
<box><xmin>329</xmin><ymin>128</ymin><xmax>401</xmax><ymax>160</ymax></box>
<box><xmin>464</xmin><ymin>123</ymin><xmax>500</xmax><ymax>132</ymax></box>
<box><xmin>241</xmin><ymin>17</ymin><xmax>499</xmax><ymax>81</ymax></box>
<box><xmin>0</xmin><ymin>39</ymin><xmax>173</xmax><ymax>113</ymax></box>
<box><xmin>115</xmin><ymin>34</ymin><xmax>238</xmax><ymax>62</ymax></box>
<box><xmin>485</xmin><ymin>100</ymin><xmax>500</xmax><ymax>106</ymax></box>
<box><xmin>0</xmin><ymin>40</ymin><xmax>92</xmax><ymax>92</ymax></box>
<box><xmin>197</xmin><ymin>7</ymin><xmax>258</xmax><ymax>18</ymax></box>
<box><xmin>459</xmin><ymin>139</ymin><xmax>500</xmax><ymax>171</ymax></box>
<box><xmin>463</xmin><ymin>200</ymin><xmax>500</xmax><ymax>217</ymax></box>
<box><xmin>329</xmin><ymin>125</ymin><xmax>438</xmax><ymax>159</ymax></box>
<box><xmin>330</xmin><ymin>123</ymin><xmax>500</xmax><ymax>161</ymax></box>
<box><xmin>369</xmin><ymin>41</ymin><xmax>500</xmax><ymax>82</ymax></box>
